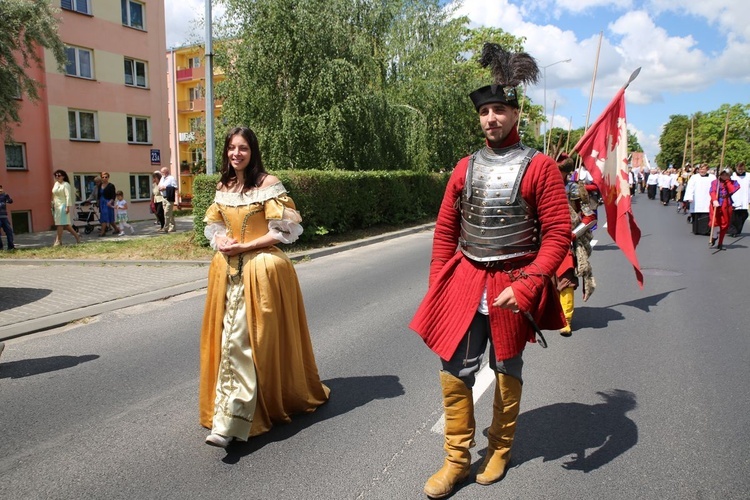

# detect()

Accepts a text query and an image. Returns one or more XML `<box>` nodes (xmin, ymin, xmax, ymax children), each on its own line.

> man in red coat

<box><xmin>709</xmin><ymin>168</ymin><xmax>740</xmax><ymax>250</ymax></box>
<box><xmin>410</xmin><ymin>43</ymin><xmax>571</xmax><ymax>499</ymax></box>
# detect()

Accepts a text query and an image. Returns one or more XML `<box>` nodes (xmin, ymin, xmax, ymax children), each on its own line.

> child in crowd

<box><xmin>0</xmin><ymin>185</ymin><xmax>15</xmax><ymax>250</ymax></box>
<box><xmin>115</xmin><ymin>190</ymin><xmax>135</xmax><ymax>236</ymax></box>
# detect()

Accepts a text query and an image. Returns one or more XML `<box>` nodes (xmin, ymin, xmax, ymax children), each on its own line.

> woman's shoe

<box><xmin>205</xmin><ymin>433</ymin><xmax>233</xmax><ymax>448</ymax></box>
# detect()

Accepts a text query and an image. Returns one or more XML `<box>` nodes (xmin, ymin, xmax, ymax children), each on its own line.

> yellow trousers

<box><xmin>559</xmin><ymin>287</ymin><xmax>574</xmax><ymax>333</ymax></box>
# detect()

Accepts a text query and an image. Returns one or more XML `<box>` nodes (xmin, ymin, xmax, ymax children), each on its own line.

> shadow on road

<box><xmin>0</xmin><ymin>354</ymin><xmax>100</xmax><ymax>379</ymax></box>
<box><xmin>0</xmin><ymin>287</ymin><xmax>53</xmax><ymax>312</ymax></box>
<box><xmin>493</xmin><ymin>389</ymin><xmax>638</xmax><ymax>473</ymax></box>
<box><xmin>222</xmin><ymin>374</ymin><xmax>404</xmax><ymax>463</ymax></box>
<box><xmin>574</xmin><ymin>288</ymin><xmax>686</xmax><ymax>330</ymax></box>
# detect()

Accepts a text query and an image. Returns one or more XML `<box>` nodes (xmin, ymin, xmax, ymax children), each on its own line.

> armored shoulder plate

<box><xmin>459</xmin><ymin>143</ymin><xmax>540</xmax><ymax>262</ymax></box>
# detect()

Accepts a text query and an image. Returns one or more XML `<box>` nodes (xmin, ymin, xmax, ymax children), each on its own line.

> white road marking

<box><xmin>591</xmin><ymin>239</ymin><xmax>598</xmax><ymax>247</ymax></box>
<box><xmin>430</xmin><ymin>363</ymin><xmax>495</xmax><ymax>434</ymax></box>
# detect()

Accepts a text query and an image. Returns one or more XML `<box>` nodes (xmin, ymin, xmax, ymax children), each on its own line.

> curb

<box><xmin>0</xmin><ymin>280</ymin><xmax>208</xmax><ymax>339</ymax></box>
<box><xmin>0</xmin><ymin>223</ymin><xmax>434</xmax><ymax>339</ymax></box>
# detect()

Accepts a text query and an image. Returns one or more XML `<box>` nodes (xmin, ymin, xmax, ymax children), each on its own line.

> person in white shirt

<box><xmin>657</xmin><ymin>169</ymin><xmax>673</xmax><ymax>205</ymax></box>
<box><xmin>158</xmin><ymin>167</ymin><xmax>179</xmax><ymax>232</ymax></box>
<box><xmin>646</xmin><ymin>168</ymin><xmax>659</xmax><ymax>199</ymax></box>
<box><xmin>683</xmin><ymin>164</ymin><xmax>716</xmax><ymax>235</ymax></box>
<box><xmin>729</xmin><ymin>162</ymin><xmax>749</xmax><ymax>236</ymax></box>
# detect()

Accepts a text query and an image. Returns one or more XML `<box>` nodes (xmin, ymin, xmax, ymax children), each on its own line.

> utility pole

<box><xmin>204</xmin><ymin>1</ymin><xmax>215</xmax><ymax>174</ymax></box>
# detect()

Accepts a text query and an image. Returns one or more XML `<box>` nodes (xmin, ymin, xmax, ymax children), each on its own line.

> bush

<box><xmin>193</xmin><ymin>170</ymin><xmax>449</xmax><ymax>246</ymax></box>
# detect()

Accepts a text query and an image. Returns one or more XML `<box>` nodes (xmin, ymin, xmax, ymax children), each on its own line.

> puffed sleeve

<box><xmin>264</xmin><ymin>194</ymin><xmax>303</xmax><ymax>244</ymax></box>
<box><xmin>203</xmin><ymin>202</ymin><xmax>226</xmax><ymax>250</ymax></box>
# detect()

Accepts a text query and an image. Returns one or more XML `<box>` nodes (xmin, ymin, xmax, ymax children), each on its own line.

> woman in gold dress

<box><xmin>199</xmin><ymin>127</ymin><xmax>330</xmax><ymax>448</ymax></box>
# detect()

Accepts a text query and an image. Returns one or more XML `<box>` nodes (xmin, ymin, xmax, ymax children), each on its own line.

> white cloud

<box><xmin>164</xmin><ymin>0</ymin><xmax>226</xmax><ymax>48</ymax></box>
<box><xmin>647</xmin><ymin>0</ymin><xmax>750</xmax><ymax>42</ymax></box>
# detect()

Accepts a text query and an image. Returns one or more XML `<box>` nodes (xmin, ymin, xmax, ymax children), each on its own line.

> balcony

<box><xmin>177</xmin><ymin>99</ymin><xmax>205</xmax><ymax>113</ymax></box>
<box><xmin>177</xmin><ymin>98</ymin><xmax>224</xmax><ymax>113</ymax></box>
<box><xmin>176</xmin><ymin>66</ymin><xmax>205</xmax><ymax>82</ymax></box>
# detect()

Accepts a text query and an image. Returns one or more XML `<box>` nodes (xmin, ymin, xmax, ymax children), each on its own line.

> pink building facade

<box><xmin>1</xmin><ymin>0</ymin><xmax>169</xmax><ymax>233</ymax></box>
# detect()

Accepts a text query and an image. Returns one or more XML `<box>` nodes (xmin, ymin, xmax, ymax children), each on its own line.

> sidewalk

<box><xmin>0</xmin><ymin>219</ymin><xmax>433</xmax><ymax>340</ymax></box>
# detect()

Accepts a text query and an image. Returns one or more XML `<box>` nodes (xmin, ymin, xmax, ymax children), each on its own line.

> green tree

<box><xmin>0</xmin><ymin>0</ymin><xmax>65</xmax><ymax>138</ymax></box>
<box><xmin>214</xmin><ymin>0</ymin><xmax>532</xmax><ymax>172</ymax></box>
<box><xmin>658</xmin><ymin>104</ymin><xmax>750</xmax><ymax>169</ymax></box>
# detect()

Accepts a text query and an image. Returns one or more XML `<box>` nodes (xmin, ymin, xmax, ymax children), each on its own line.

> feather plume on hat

<box><xmin>470</xmin><ymin>43</ymin><xmax>540</xmax><ymax>110</ymax></box>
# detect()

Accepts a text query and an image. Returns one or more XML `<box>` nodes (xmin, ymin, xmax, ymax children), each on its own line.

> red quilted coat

<box><xmin>410</xmin><ymin>130</ymin><xmax>570</xmax><ymax>362</ymax></box>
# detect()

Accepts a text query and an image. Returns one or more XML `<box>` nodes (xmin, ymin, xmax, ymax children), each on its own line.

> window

<box><xmin>61</xmin><ymin>0</ymin><xmax>90</xmax><ymax>15</ymax></box>
<box><xmin>11</xmin><ymin>78</ymin><xmax>22</xmax><ymax>99</ymax></box>
<box><xmin>11</xmin><ymin>211</ymin><xmax>32</xmax><ymax>234</ymax></box>
<box><xmin>188</xmin><ymin>85</ymin><xmax>203</xmax><ymax>101</ymax></box>
<box><xmin>126</xmin><ymin>116</ymin><xmax>150</xmax><ymax>144</ymax></box>
<box><xmin>190</xmin><ymin>148</ymin><xmax>204</xmax><ymax>164</ymax></box>
<box><xmin>124</xmin><ymin>58</ymin><xmax>148</xmax><ymax>88</ymax></box>
<box><xmin>5</xmin><ymin>143</ymin><xmax>27</xmax><ymax>170</ymax></box>
<box><xmin>73</xmin><ymin>174</ymin><xmax>99</xmax><ymax>202</ymax></box>
<box><xmin>189</xmin><ymin>117</ymin><xmax>203</xmax><ymax>131</ymax></box>
<box><xmin>65</xmin><ymin>46</ymin><xmax>93</xmax><ymax>79</ymax></box>
<box><xmin>121</xmin><ymin>0</ymin><xmax>144</xmax><ymax>30</ymax></box>
<box><xmin>68</xmin><ymin>110</ymin><xmax>98</xmax><ymax>140</ymax></box>
<box><xmin>188</xmin><ymin>57</ymin><xmax>201</xmax><ymax>69</ymax></box>
<box><xmin>130</xmin><ymin>174</ymin><xmax>152</xmax><ymax>201</ymax></box>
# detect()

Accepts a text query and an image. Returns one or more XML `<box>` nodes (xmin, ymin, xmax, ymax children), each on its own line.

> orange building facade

<box><xmin>166</xmin><ymin>44</ymin><xmax>224</xmax><ymax>205</ymax></box>
<box><xmin>1</xmin><ymin>0</ymin><xmax>169</xmax><ymax>233</ymax></box>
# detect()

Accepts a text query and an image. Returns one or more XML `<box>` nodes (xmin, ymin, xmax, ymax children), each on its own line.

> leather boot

<box><xmin>475</xmin><ymin>372</ymin><xmax>522</xmax><ymax>485</ymax></box>
<box><xmin>559</xmin><ymin>287</ymin><xmax>574</xmax><ymax>337</ymax></box>
<box><xmin>423</xmin><ymin>371</ymin><xmax>475</xmax><ymax>499</ymax></box>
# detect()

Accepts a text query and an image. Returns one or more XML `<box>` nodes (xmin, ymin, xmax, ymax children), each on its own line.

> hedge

<box><xmin>192</xmin><ymin>169</ymin><xmax>450</xmax><ymax>247</ymax></box>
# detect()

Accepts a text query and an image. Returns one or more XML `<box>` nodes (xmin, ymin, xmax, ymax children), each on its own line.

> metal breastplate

<box><xmin>459</xmin><ymin>144</ymin><xmax>540</xmax><ymax>262</ymax></box>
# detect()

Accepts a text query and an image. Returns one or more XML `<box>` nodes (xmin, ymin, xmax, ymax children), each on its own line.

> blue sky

<box><xmin>165</xmin><ymin>0</ymin><xmax>749</xmax><ymax>163</ymax></box>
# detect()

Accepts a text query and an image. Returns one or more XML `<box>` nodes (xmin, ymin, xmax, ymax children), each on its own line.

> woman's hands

<box><xmin>217</xmin><ymin>236</ymin><xmax>248</xmax><ymax>256</ymax></box>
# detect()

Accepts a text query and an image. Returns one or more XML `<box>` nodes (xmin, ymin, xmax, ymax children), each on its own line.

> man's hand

<box><xmin>492</xmin><ymin>286</ymin><xmax>519</xmax><ymax>311</ymax></box>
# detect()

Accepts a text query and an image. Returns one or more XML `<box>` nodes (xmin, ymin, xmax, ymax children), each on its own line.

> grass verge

<box><xmin>0</xmin><ymin>218</ymin><xmax>434</xmax><ymax>261</ymax></box>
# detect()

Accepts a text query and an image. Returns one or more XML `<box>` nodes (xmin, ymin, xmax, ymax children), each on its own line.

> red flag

<box><xmin>574</xmin><ymin>87</ymin><xmax>644</xmax><ymax>287</ymax></box>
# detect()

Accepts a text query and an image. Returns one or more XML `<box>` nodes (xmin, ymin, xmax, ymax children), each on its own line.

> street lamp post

<box><xmin>541</xmin><ymin>58</ymin><xmax>571</xmax><ymax>155</ymax></box>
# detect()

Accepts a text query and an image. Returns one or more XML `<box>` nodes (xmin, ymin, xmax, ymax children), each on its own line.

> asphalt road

<box><xmin>1</xmin><ymin>194</ymin><xmax>748</xmax><ymax>499</ymax></box>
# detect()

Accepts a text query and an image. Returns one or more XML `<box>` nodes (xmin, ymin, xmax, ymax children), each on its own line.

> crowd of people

<box><xmin>628</xmin><ymin>162</ymin><xmax>748</xmax><ymax>250</ymax></box>
<box><xmin>0</xmin><ymin>167</ymin><xmax>184</xmax><ymax>248</ymax></box>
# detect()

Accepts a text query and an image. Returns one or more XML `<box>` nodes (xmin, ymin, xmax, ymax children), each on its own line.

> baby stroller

<box><xmin>73</xmin><ymin>200</ymin><xmax>101</xmax><ymax>234</ymax></box>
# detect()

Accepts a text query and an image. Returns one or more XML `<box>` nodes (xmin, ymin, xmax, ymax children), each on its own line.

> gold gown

<box><xmin>199</xmin><ymin>183</ymin><xmax>330</xmax><ymax>438</ymax></box>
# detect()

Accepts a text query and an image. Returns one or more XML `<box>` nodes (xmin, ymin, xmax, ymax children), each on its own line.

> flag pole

<box><xmin>690</xmin><ymin>116</ymin><xmax>695</xmax><ymax>167</ymax></box>
<box><xmin>583</xmin><ymin>32</ymin><xmax>603</xmax><ymax>132</ymax></box>
<box><xmin>576</xmin><ymin>31</ymin><xmax>603</xmax><ymax>172</ymax></box>
<box><xmin>719</xmin><ymin>109</ymin><xmax>730</xmax><ymax>170</ymax></box>
<box><xmin>565</xmin><ymin>117</ymin><xmax>572</xmax><ymax>152</ymax></box>
<box><xmin>546</xmin><ymin>99</ymin><xmax>557</xmax><ymax>157</ymax></box>
<box><xmin>681</xmin><ymin>128</ymin><xmax>689</xmax><ymax>169</ymax></box>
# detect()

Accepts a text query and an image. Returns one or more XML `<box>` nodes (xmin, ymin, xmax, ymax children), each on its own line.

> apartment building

<box><xmin>166</xmin><ymin>44</ymin><xmax>224</xmax><ymax>205</ymax></box>
<box><xmin>1</xmin><ymin>0</ymin><xmax>168</xmax><ymax>233</ymax></box>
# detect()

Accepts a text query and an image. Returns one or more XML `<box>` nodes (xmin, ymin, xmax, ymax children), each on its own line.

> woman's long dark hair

<box><xmin>53</xmin><ymin>169</ymin><xmax>70</xmax><ymax>183</ymax></box>
<box><xmin>220</xmin><ymin>127</ymin><xmax>267</xmax><ymax>191</ymax></box>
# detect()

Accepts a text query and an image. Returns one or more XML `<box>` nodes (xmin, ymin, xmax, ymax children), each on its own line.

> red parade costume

<box><xmin>709</xmin><ymin>176</ymin><xmax>740</xmax><ymax>248</ymax></box>
<box><xmin>409</xmin><ymin>128</ymin><xmax>570</xmax><ymax>362</ymax></box>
